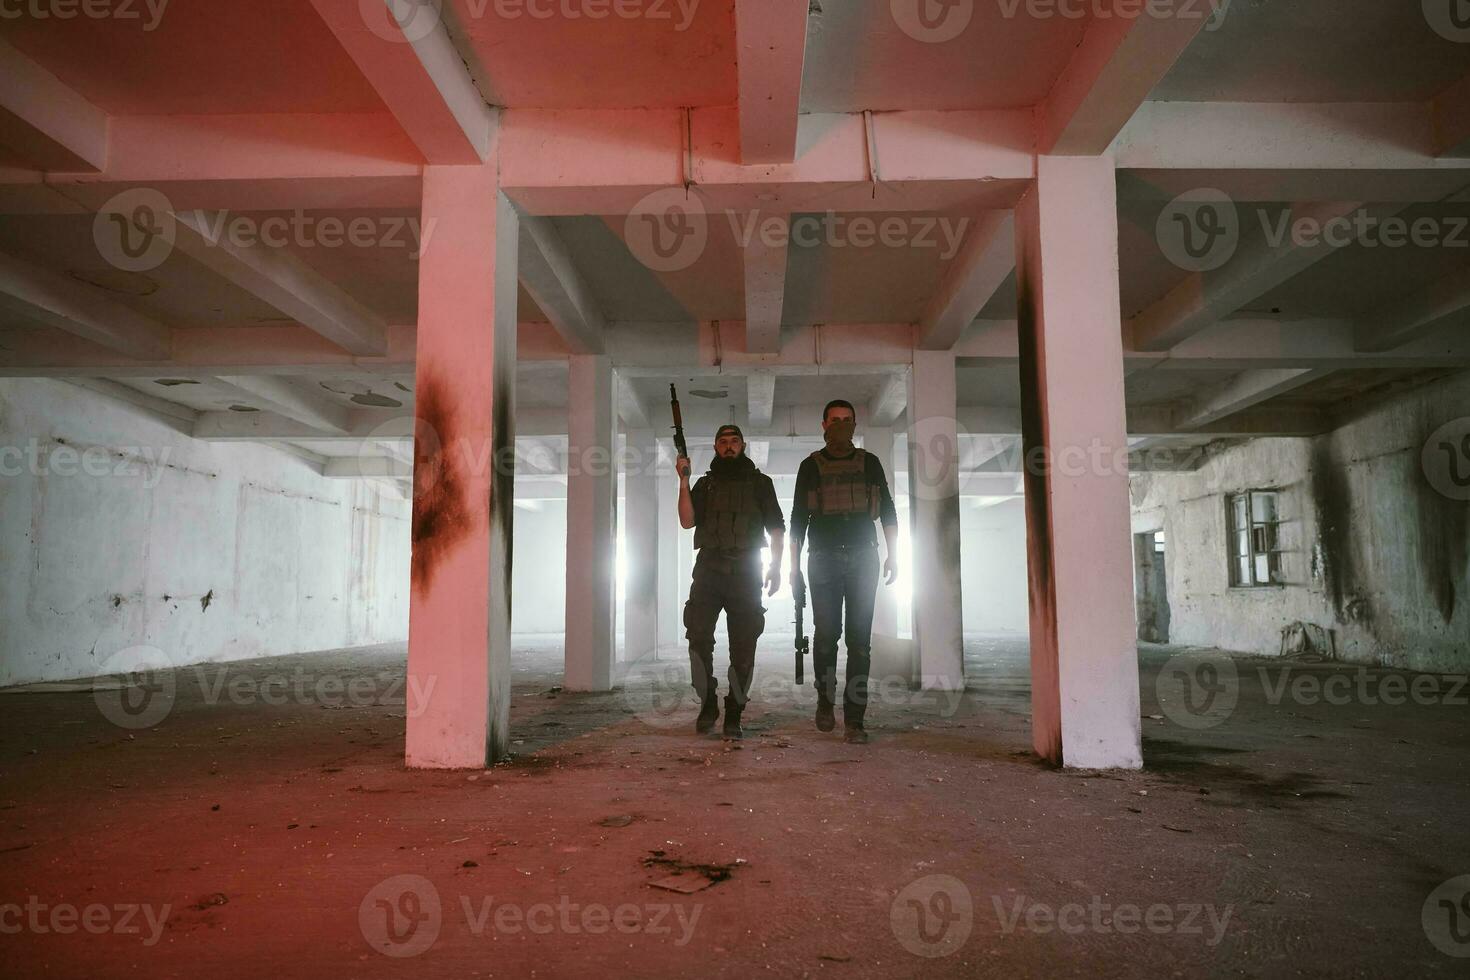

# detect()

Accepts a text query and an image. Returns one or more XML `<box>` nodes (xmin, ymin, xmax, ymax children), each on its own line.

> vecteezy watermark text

<box><xmin>0</xmin><ymin>898</ymin><xmax>170</xmax><ymax>947</ymax></box>
<box><xmin>0</xmin><ymin>0</ymin><xmax>169</xmax><ymax>30</ymax></box>
<box><xmin>1156</xmin><ymin>191</ymin><xmax>1470</xmax><ymax>272</ymax></box>
<box><xmin>1</xmin><ymin>439</ymin><xmax>171</xmax><ymax>489</ymax></box>
<box><xmin>93</xmin><ymin>188</ymin><xmax>438</xmax><ymax>274</ymax></box>
<box><xmin>360</xmin><ymin>875</ymin><xmax>702</xmax><ymax>958</ymax></box>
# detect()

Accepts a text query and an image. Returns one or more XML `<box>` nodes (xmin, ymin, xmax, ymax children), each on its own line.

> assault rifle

<box><xmin>793</xmin><ymin>569</ymin><xmax>810</xmax><ymax>685</ymax></box>
<box><xmin>669</xmin><ymin>384</ymin><xmax>689</xmax><ymax>465</ymax></box>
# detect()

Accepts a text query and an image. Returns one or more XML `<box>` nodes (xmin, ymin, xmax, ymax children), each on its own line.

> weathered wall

<box><xmin>961</xmin><ymin>496</ymin><xmax>1030</xmax><ymax>633</ymax></box>
<box><xmin>1131</xmin><ymin>373</ymin><xmax>1470</xmax><ymax>671</ymax></box>
<box><xmin>0</xmin><ymin>378</ymin><xmax>411</xmax><ymax>686</ymax></box>
<box><xmin>512</xmin><ymin>498</ymin><xmax>568</xmax><ymax>634</ymax></box>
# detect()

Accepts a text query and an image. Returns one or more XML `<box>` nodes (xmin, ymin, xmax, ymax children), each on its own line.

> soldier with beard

<box><xmin>788</xmin><ymin>400</ymin><xmax>899</xmax><ymax>744</ymax></box>
<box><xmin>677</xmin><ymin>424</ymin><xmax>785</xmax><ymax>739</ymax></box>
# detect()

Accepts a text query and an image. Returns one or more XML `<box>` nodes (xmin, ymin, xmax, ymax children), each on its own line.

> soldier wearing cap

<box><xmin>788</xmin><ymin>400</ymin><xmax>899</xmax><ymax>743</ymax></box>
<box><xmin>676</xmin><ymin>423</ymin><xmax>785</xmax><ymax>739</ymax></box>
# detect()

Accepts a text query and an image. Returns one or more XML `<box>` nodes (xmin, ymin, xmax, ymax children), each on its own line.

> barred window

<box><xmin>1227</xmin><ymin>490</ymin><xmax>1283</xmax><ymax>587</ymax></box>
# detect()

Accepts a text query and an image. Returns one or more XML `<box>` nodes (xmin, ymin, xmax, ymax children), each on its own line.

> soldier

<box><xmin>677</xmin><ymin>424</ymin><xmax>785</xmax><ymax>739</ymax></box>
<box><xmin>788</xmin><ymin>400</ymin><xmax>899</xmax><ymax>744</ymax></box>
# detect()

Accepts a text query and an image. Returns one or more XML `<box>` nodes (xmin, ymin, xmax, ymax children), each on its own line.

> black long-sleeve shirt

<box><xmin>789</xmin><ymin>449</ymin><xmax>898</xmax><ymax>554</ymax></box>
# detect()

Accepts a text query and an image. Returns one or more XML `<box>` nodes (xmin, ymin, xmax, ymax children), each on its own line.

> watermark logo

<box><xmin>1424</xmin><ymin>0</ymin><xmax>1470</xmax><ymax>43</ymax></box>
<box><xmin>625</xmin><ymin>188</ymin><xmax>708</xmax><ymax>273</ymax></box>
<box><xmin>891</xmin><ymin>875</ymin><xmax>973</xmax><ymax>958</ymax></box>
<box><xmin>618</xmin><ymin>650</ymin><xmax>697</xmax><ymax>729</ymax></box>
<box><xmin>92</xmin><ymin>645</ymin><xmax>176</xmax><ymax>731</ymax></box>
<box><xmin>360</xmin><ymin>875</ymin><xmax>443</xmax><ymax>958</ymax></box>
<box><xmin>891</xmin><ymin>0</ymin><xmax>973</xmax><ymax>43</ymax></box>
<box><xmin>1423</xmin><ymin>417</ymin><xmax>1470</xmax><ymax>502</ymax></box>
<box><xmin>1158</xmin><ymin>192</ymin><xmax>1470</xmax><ymax>272</ymax></box>
<box><xmin>1423</xmin><ymin>875</ymin><xmax>1470</xmax><ymax>958</ymax></box>
<box><xmin>362</xmin><ymin>0</ymin><xmax>443</xmax><ymax>42</ymax></box>
<box><xmin>94</xmin><ymin>188</ymin><xmax>176</xmax><ymax>273</ymax></box>
<box><xmin>1156</xmin><ymin>189</ymin><xmax>1238</xmax><ymax>272</ymax></box>
<box><xmin>994</xmin><ymin>895</ymin><xmax>1232</xmax><ymax>945</ymax></box>
<box><xmin>94</xmin><ymin>188</ymin><xmax>438</xmax><ymax>272</ymax></box>
<box><xmin>0</xmin><ymin>0</ymin><xmax>170</xmax><ymax>30</ymax></box>
<box><xmin>1</xmin><ymin>439</ymin><xmax>171</xmax><ymax>488</ymax></box>
<box><xmin>490</xmin><ymin>0</ymin><xmax>702</xmax><ymax>30</ymax></box>
<box><xmin>0</xmin><ymin>897</ymin><xmax>171</xmax><ymax>946</ymax></box>
<box><xmin>1155</xmin><ymin>650</ymin><xmax>1238</xmax><ymax>730</ymax></box>
<box><xmin>993</xmin><ymin>0</ymin><xmax>1229</xmax><ymax>28</ymax></box>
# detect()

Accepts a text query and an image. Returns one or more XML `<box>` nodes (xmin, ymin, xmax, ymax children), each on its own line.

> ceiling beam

<box><xmin>742</xmin><ymin>215</ymin><xmax>788</xmax><ymax>353</ymax></box>
<box><xmin>867</xmin><ymin>371</ymin><xmax>908</xmax><ymax>427</ymax></box>
<box><xmin>1129</xmin><ymin>201</ymin><xmax>1392</xmax><ymax>351</ymax></box>
<box><xmin>1039</xmin><ymin>14</ymin><xmax>1212</xmax><ymax>156</ymax></box>
<box><xmin>62</xmin><ymin>378</ymin><xmax>197</xmax><ymax>433</ymax></box>
<box><xmin>734</xmin><ymin>0</ymin><xmax>809</xmax><ymax>164</ymax></box>
<box><xmin>1355</xmin><ymin>264</ymin><xmax>1470</xmax><ymax>352</ymax></box>
<box><xmin>1433</xmin><ymin>73</ymin><xmax>1470</xmax><ymax>158</ymax></box>
<box><xmin>0</xmin><ymin>251</ymin><xmax>170</xmax><ymax>360</ymax></box>
<box><xmin>747</xmin><ymin>373</ymin><xmax>776</xmax><ymax>428</ymax></box>
<box><xmin>616</xmin><ymin>372</ymin><xmax>654</xmax><ymax>429</ymax></box>
<box><xmin>1173</xmin><ymin>368</ymin><xmax>1332</xmax><ymax>431</ymax></box>
<box><xmin>170</xmin><ymin>211</ymin><xmax>389</xmax><ymax>356</ymax></box>
<box><xmin>501</xmin><ymin>108</ymin><xmax>1035</xmax><ymax>215</ymax></box>
<box><xmin>520</xmin><ymin>216</ymin><xmax>607</xmax><ymax>354</ymax></box>
<box><xmin>0</xmin><ymin>38</ymin><xmax>108</xmax><ymax>173</ymax></box>
<box><xmin>1</xmin><ymin>113</ymin><xmax>422</xmax><ymax>216</ymax></box>
<box><xmin>211</xmin><ymin>376</ymin><xmax>351</xmax><ymax>435</ymax></box>
<box><xmin>916</xmin><ymin>212</ymin><xmax>1012</xmax><ymax>350</ymax></box>
<box><xmin>307</xmin><ymin>0</ymin><xmax>493</xmax><ymax>164</ymax></box>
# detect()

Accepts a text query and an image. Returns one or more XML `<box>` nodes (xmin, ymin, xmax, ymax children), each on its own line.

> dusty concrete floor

<box><xmin>1</xmin><ymin>634</ymin><xmax>1467</xmax><ymax>979</ymax></box>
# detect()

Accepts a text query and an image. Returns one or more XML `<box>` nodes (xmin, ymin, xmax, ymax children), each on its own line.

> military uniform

<box><xmin>685</xmin><ymin>453</ymin><xmax>785</xmax><ymax>727</ymax></box>
<box><xmin>790</xmin><ymin>446</ymin><xmax>898</xmax><ymax>733</ymax></box>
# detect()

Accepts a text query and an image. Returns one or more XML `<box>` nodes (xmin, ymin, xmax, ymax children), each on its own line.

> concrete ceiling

<box><xmin>1154</xmin><ymin>0</ymin><xmax>1470</xmax><ymax>104</ymax></box>
<box><xmin>0</xmin><ymin>0</ymin><xmax>1467</xmax><ymax>480</ymax></box>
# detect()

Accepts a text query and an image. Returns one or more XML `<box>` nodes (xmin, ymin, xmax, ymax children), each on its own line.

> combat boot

<box><xmin>843</xmin><ymin>702</ymin><xmax>868</xmax><ymax>744</ymax></box>
<box><xmin>722</xmin><ymin>696</ymin><xmax>744</xmax><ymax>740</ymax></box>
<box><xmin>815</xmin><ymin>696</ymin><xmax>836</xmax><ymax>732</ymax></box>
<box><xmin>695</xmin><ymin>690</ymin><xmax>720</xmax><ymax>734</ymax></box>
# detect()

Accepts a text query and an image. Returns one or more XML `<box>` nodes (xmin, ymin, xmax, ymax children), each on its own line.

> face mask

<box><xmin>824</xmin><ymin>418</ymin><xmax>856</xmax><ymax>452</ymax></box>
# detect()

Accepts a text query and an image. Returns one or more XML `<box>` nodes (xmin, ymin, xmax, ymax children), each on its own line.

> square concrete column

<box><xmin>906</xmin><ymin>351</ymin><xmax>964</xmax><ymax>691</ymax></box>
<box><xmin>564</xmin><ymin>355</ymin><xmax>617</xmax><ymax>691</ymax></box>
<box><xmin>864</xmin><ymin>425</ymin><xmax>899</xmax><ymax>639</ymax></box>
<box><xmin>656</xmin><ymin>444</ymin><xmax>681</xmax><ymax>651</ymax></box>
<box><xmin>1014</xmin><ymin>155</ymin><xmax>1142</xmax><ymax>770</ymax></box>
<box><xmin>623</xmin><ymin>428</ymin><xmax>659</xmax><ymax>664</ymax></box>
<box><xmin>405</xmin><ymin>161</ymin><xmax>519</xmax><ymax>769</ymax></box>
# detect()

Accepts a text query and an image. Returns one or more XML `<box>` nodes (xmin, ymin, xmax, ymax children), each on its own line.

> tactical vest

<box><xmin>807</xmin><ymin>449</ymin><xmax>880</xmax><ymax>519</ymax></box>
<box><xmin>695</xmin><ymin>473</ymin><xmax>766</xmax><ymax>552</ymax></box>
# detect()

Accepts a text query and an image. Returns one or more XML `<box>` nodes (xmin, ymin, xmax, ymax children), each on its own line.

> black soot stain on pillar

<box><xmin>491</xmin><ymin>382</ymin><xmax>515</xmax><ymax>619</ymax></box>
<box><xmin>1415</xmin><ymin>415</ymin><xmax>1468</xmax><ymax>624</ymax></box>
<box><xmin>411</xmin><ymin>371</ymin><xmax>472</xmax><ymax>595</ymax></box>
<box><xmin>1015</xmin><ymin>277</ymin><xmax>1054</xmax><ymax>618</ymax></box>
<box><xmin>1309</xmin><ymin>438</ymin><xmax>1372</xmax><ymax>629</ymax></box>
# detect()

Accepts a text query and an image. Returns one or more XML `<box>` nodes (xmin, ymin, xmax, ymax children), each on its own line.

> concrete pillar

<box><xmin>656</xmin><ymin>443</ymin><xmax>681</xmax><ymax>652</ymax></box>
<box><xmin>1014</xmin><ymin>155</ymin><xmax>1142</xmax><ymax>770</ymax></box>
<box><xmin>906</xmin><ymin>351</ymin><xmax>964</xmax><ymax>691</ymax></box>
<box><xmin>624</xmin><ymin>428</ymin><xmax>658</xmax><ymax>663</ymax></box>
<box><xmin>865</xmin><ymin>425</ymin><xmax>899</xmax><ymax>639</ymax></box>
<box><xmin>405</xmin><ymin>161</ymin><xmax>518</xmax><ymax>769</ymax></box>
<box><xmin>564</xmin><ymin>354</ymin><xmax>617</xmax><ymax>691</ymax></box>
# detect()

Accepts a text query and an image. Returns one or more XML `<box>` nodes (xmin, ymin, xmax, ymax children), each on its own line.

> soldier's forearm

<box><xmin>768</xmin><ymin>530</ymin><xmax>785</xmax><ymax>565</ymax></box>
<box><xmin>882</xmin><ymin>523</ymin><xmax>899</xmax><ymax>559</ymax></box>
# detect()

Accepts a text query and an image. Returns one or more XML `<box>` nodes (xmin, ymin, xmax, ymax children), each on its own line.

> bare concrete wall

<box><xmin>0</xmin><ymin>379</ymin><xmax>411</xmax><ymax>686</ymax></box>
<box><xmin>1131</xmin><ymin>373</ymin><xmax>1470</xmax><ymax>672</ymax></box>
